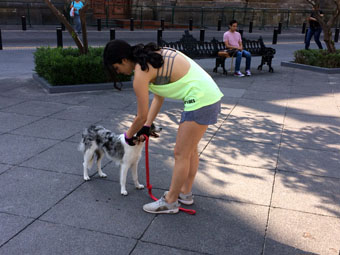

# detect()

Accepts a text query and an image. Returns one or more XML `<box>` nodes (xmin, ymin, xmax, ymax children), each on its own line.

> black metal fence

<box><xmin>0</xmin><ymin>1</ymin><xmax>339</xmax><ymax>30</ymax></box>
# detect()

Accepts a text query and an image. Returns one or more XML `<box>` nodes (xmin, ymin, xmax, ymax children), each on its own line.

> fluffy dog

<box><xmin>78</xmin><ymin>124</ymin><xmax>161</xmax><ymax>195</ymax></box>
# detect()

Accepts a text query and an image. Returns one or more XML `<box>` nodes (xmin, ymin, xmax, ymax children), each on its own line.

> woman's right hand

<box><xmin>124</xmin><ymin>133</ymin><xmax>138</xmax><ymax>146</ymax></box>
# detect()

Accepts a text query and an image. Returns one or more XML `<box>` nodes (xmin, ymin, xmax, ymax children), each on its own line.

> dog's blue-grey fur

<box><xmin>81</xmin><ymin>125</ymin><xmax>124</xmax><ymax>160</ymax></box>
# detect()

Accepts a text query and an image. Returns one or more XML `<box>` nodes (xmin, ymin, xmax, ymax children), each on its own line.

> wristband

<box><xmin>124</xmin><ymin>132</ymin><xmax>136</xmax><ymax>146</ymax></box>
<box><xmin>136</xmin><ymin>125</ymin><xmax>151</xmax><ymax>137</ymax></box>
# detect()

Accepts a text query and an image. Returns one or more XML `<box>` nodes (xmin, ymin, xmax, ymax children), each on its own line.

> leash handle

<box><xmin>143</xmin><ymin>135</ymin><xmax>196</xmax><ymax>215</ymax></box>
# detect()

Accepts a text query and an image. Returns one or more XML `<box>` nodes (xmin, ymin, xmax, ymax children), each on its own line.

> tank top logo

<box><xmin>184</xmin><ymin>98</ymin><xmax>196</xmax><ymax>104</ymax></box>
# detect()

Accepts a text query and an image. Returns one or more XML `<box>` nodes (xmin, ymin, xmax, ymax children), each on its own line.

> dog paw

<box><xmin>99</xmin><ymin>172</ymin><xmax>107</xmax><ymax>178</ymax></box>
<box><xmin>121</xmin><ymin>190</ymin><xmax>128</xmax><ymax>196</ymax></box>
<box><xmin>84</xmin><ymin>176</ymin><xmax>91</xmax><ymax>181</ymax></box>
<box><xmin>135</xmin><ymin>184</ymin><xmax>144</xmax><ymax>190</ymax></box>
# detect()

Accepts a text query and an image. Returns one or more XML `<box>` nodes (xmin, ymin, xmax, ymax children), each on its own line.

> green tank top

<box><xmin>148</xmin><ymin>52</ymin><xmax>224</xmax><ymax>111</ymax></box>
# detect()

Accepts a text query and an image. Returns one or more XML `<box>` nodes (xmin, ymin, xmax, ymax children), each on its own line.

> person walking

<box><xmin>70</xmin><ymin>0</ymin><xmax>84</xmax><ymax>34</ymax></box>
<box><xmin>305</xmin><ymin>6</ymin><xmax>324</xmax><ymax>50</ymax></box>
<box><xmin>103</xmin><ymin>40</ymin><xmax>224</xmax><ymax>214</ymax></box>
<box><xmin>223</xmin><ymin>20</ymin><xmax>252</xmax><ymax>77</ymax></box>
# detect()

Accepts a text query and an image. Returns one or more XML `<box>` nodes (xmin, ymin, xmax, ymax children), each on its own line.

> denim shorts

<box><xmin>180</xmin><ymin>101</ymin><xmax>221</xmax><ymax>125</ymax></box>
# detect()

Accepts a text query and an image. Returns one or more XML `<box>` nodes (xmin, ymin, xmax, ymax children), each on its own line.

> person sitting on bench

<box><xmin>223</xmin><ymin>20</ymin><xmax>252</xmax><ymax>77</ymax></box>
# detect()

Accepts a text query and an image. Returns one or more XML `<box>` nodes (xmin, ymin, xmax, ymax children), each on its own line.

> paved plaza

<box><xmin>0</xmin><ymin>27</ymin><xmax>340</xmax><ymax>254</ymax></box>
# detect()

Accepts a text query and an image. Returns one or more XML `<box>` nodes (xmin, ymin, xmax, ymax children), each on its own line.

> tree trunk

<box><xmin>306</xmin><ymin>0</ymin><xmax>340</xmax><ymax>53</ymax></box>
<box><xmin>80</xmin><ymin>4</ymin><xmax>89</xmax><ymax>54</ymax></box>
<box><xmin>322</xmin><ymin>25</ymin><xmax>336</xmax><ymax>53</ymax></box>
<box><xmin>44</xmin><ymin>0</ymin><xmax>85</xmax><ymax>54</ymax></box>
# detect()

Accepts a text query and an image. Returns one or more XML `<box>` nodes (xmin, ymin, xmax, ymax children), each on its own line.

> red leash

<box><xmin>143</xmin><ymin>135</ymin><xmax>196</xmax><ymax>215</ymax></box>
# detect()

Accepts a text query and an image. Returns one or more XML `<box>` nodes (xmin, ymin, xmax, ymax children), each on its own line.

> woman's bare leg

<box><xmin>180</xmin><ymin>146</ymin><xmax>199</xmax><ymax>195</ymax></box>
<box><xmin>165</xmin><ymin>121</ymin><xmax>208</xmax><ymax>203</ymax></box>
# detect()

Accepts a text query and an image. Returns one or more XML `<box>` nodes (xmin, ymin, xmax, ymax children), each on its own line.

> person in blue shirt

<box><xmin>70</xmin><ymin>0</ymin><xmax>84</xmax><ymax>34</ymax></box>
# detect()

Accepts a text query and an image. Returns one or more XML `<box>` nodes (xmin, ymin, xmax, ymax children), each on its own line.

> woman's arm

<box><xmin>145</xmin><ymin>94</ymin><xmax>164</xmax><ymax>126</ymax></box>
<box><xmin>126</xmin><ymin>66</ymin><xmax>150</xmax><ymax>138</ymax></box>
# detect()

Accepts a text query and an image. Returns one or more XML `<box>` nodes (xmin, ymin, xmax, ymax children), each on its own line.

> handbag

<box><xmin>70</xmin><ymin>2</ymin><xmax>75</xmax><ymax>17</ymax></box>
<box><xmin>70</xmin><ymin>7</ymin><xmax>74</xmax><ymax>17</ymax></box>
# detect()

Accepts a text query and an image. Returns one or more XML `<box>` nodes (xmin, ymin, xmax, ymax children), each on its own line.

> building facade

<box><xmin>0</xmin><ymin>0</ymin><xmax>335</xmax><ymax>27</ymax></box>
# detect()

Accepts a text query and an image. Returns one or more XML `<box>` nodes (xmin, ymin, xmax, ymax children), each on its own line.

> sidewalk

<box><xmin>0</xmin><ymin>39</ymin><xmax>340</xmax><ymax>254</ymax></box>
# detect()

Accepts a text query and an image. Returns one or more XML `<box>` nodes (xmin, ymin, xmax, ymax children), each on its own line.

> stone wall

<box><xmin>0</xmin><ymin>0</ymin><xmax>67</xmax><ymax>25</ymax></box>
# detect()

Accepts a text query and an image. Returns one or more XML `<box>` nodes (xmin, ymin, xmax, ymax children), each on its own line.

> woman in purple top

<box><xmin>223</xmin><ymin>20</ymin><xmax>252</xmax><ymax>77</ymax></box>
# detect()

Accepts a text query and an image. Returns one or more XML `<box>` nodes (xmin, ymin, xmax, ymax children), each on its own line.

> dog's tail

<box><xmin>78</xmin><ymin>141</ymin><xmax>85</xmax><ymax>153</ymax></box>
<box><xmin>78</xmin><ymin>131</ymin><xmax>86</xmax><ymax>153</ymax></box>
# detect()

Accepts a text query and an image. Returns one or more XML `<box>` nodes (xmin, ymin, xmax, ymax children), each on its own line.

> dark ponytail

<box><xmin>103</xmin><ymin>40</ymin><xmax>164</xmax><ymax>89</ymax></box>
<box><xmin>131</xmin><ymin>43</ymin><xmax>164</xmax><ymax>71</ymax></box>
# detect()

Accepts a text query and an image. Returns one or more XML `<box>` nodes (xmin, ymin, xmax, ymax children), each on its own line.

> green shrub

<box><xmin>294</xmin><ymin>49</ymin><xmax>340</xmax><ymax>68</ymax></box>
<box><xmin>34</xmin><ymin>47</ymin><xmax>131</xmax><ymax>86</ymax></box>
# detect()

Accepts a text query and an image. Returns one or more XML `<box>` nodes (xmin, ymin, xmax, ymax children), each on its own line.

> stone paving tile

<box><xmin>2</xmin><ymin>100</ymin><xmax>68</xmax><ymax>117</ymax></box>
<box><xmin>0</xmin><ymin>164</ymin><xmax>11</xmax><ymax>175</ymax></box>
<box><xmin>272</xmin><ymin>171</ymin><xmax>340</xmax><ymax>217</ymax></box>
<box><xmin>40</xmin><ymin>179</ymin><xmax>155</xmax><ymax>239</ymax></box>
<box><xmin>0</xmin><ymin>134</ymin><xmax>58</xmax><ymax>165</ymax></box>
<box><xmin>142</xmin><ymin>197</ymin><xmax>268</xmax><ymax>255</ymax></box>
<box><xmin>0</xmin><ymin>166</ymin><xmax>83</xmax><ymax>218</ymax></box>
<box><xmin>0</xmin><ymin>220</ymin><xmax>136</xmax><ymax>255</ymax></box>
<box><xmin>278</xmin><ymin>146</ymin><xmax>340</xmax><ymax>178</ymax></box>
<box><xmin>286</xmin><ymin>104</ymin><xmax>340</xmax><ymax>118</ymax></box>
<box><xmin>0</xmin><ymin>213</ymin><xmax>34</xmax><ymax>247</ymax></box>
<box><xmin>281</xmin><ymin>126</ymin><xmax>340</xmax><ymax>151</ymax></box>
<box><xmin>96</xmin><ymin>112</ymin><xmax>141</xmax><ymax>134</ymax></box>
<box><xmin>64</xmin><ymin>131</ymin><xmax>83</xmax><ymax>144</ymax></box>
<box><xmin>229</xmin><ymin>108</ymin><xmax>285</xmax><ymax>125</ymax></box>
<box><xmin>242</xmin><ymin>90</ymin><xmax>291</xmax><ymax>102</ymax></box>
<box><xmin>290</xmin><ymin>85</ymin><xmax>333</xmax><ymax>96</ymax></box>
<box><xmin>1</xmin><ymin>81</ymin><xmax>50</xmax><ymax>100</ymax></box>
<box><xmin>0</xmin><ymin>77</ymin><xmax>33</xmax><ymax>93</ymax></box>
<box><xmin>79</xmin><ymin>93</ymin><xmax>136</xmax><ymax>110</ymax></box>
<box><xmin>220</xmin><ymin>117</ymin><xmax>283</xmax><ymax>144</ymax></box>
<box><xmin>236</xmin><ymin>98</ymin><xmax>287</xmax><ymax>114</ymax></box>
<box><xmin>20</xmin><ymin>141</ymin><xmax>100</xmax><ymax>176</ymax></box>
<box><xmin>33</xmin><ymin>92</ymin><xmax>94</xmax><ymax>105</ymax></box>
<box><xmin>201</xmin><ymin>134</ymin><xmax>280</xmax><ymax>169</ymax></box>
<box><xmin>0</xmin><ymin>96</ymin><xmax>26</xmax><ymax>110</ymax></box>
<box><xmin>0</xmin><ymin>112</ymin><xmax>41</xmax><ymax>133</ymax></box>
<box><xmin>49</xmin><ymin>105</ymin><xmax>114</xmax><ymax>123</ymax></box>
<box><xmin>194</xmin><ymin>161</ymin><xmax>275</xmax><ymax>206</ymax></box>
<box><xmin>219</xmin><ymin>87</ymin><xmax>245</xmax><ymax>98</ymax></box>
<box><xmin>286</xmin><ymin>95</ymin><xmax>338</xmax><ymax>106</ymax></box>
<box><xmin>131</xmin><ymin>241</ymin><xmax>200</xmax><ymax>255</ymax></box>
<box><xmin>11</xmin><ymin>118</ymin><xmax>87</xmax><ymax>140</ymax></box>
<box><xmin>284</xmin><ymin>113</ymin><xmax>340</xmax><ymax>128</ymax></box>
<box><xmin>334</xmin><ymin>93</ymin><xmax>340</xmax><ymax>106</ymax></box>
<box><xmin>249</xmin><ymin>83</ymin><xmax>291</xmax><ymax>94</ymax></box>
<box><xmin>264</xmin><ymin>208</ymin><xmax>340</xmax><ymax>255</ymax></box>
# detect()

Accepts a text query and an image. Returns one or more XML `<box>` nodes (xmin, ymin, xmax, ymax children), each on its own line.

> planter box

<box><xmin>33</xmin><ymin>73</ymin><xmax>133</xmax><ymax>94</ymax></box>
<box><xmin>281</xmin><ymin>61</ymin><xmax>340</xmax><ymax>74</ymax></box>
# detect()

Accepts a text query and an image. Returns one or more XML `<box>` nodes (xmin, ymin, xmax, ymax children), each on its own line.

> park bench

<box><xmin>159</xmin><ymin>30</ymin><xmax>276</xmax><ymax>75</ymax></box>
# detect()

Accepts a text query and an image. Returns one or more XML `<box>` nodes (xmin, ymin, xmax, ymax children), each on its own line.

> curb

<box><xmin>32</xmin><ymin>73</ymin><xmax>133</xmax><ymax>94</ymax></box>
<box><xmin>281</xmin><ymin>61</ymin><xmax>340</xmax><ymax>74</ymax></box>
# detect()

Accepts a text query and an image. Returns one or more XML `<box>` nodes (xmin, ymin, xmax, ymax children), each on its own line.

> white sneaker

<box><xmin>245</xmin><ymin>70</ymin><xmax>252</xmax><ymax>76</ymax></box>
<box><xmin>143</xmin><ymin>192</ymin><xmax>180</xmax><ymax>214</ymax></box>
<box><xmin>178</xmin><ymin>192</ymin><xmax>194</xmax><ymax>205</ymax></box>
<box><xmin>234</xmin><ymin>71</ymin><xmax>245</xmax><ymax>77</ymax></box>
